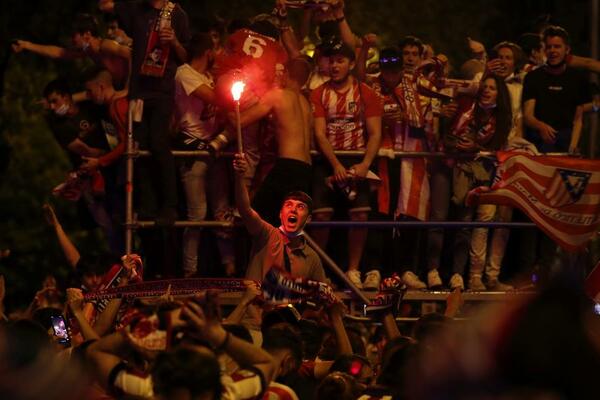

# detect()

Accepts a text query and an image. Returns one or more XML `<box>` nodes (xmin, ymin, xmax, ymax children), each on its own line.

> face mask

<box><xmin>279</xmin><ymin>226</ymin><xmax>304</xmax><ymax>238</ymax></box>
<box><xmin>478</xmin><ymin>101</ymin><xmax>497</xmax><ymax>110</ymax></box>
<box><xmin>81</xmin><ymin>41</ymin><xmax>91</xmax><ymax>52</ymax></box>
<box><xmin>54</xmin><ymin>103</ymin><xmax>70</xmax><ymax>116</ymax></box>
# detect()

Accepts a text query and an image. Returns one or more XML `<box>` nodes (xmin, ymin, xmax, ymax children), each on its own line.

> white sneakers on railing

<box><xmin>401</xmin><ymin>271</ymin><xmax>427</xmax><ymax>290</ymax></box>
<box><xmin>449</xmin><ymin>273</ymin><xmax>464</xmax><ymax>290</ymax></box>
<box><xmin>427</xmin><ymin>269</ymin><xmax>443</xmax><ymax>289</ymax></box>
<box><xmin>346</xmin><ymin>269</ymin><xmax>381</xmax><ymax>291</ymax></box>
<box><xmin>346</xmin><ymin>270</ymin><xmax>363</xmax><ymax>290</ymax></box>
<box><xmin>363</xmin><ymin>270</ymin><xmax>381</xmax><ymax>291</ymax></box>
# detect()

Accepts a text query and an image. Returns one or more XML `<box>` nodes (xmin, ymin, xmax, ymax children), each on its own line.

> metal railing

<box><xmin>123</xmin><ymin>131</ymin><xmax>569</xmax><ymax>302</ymax></box>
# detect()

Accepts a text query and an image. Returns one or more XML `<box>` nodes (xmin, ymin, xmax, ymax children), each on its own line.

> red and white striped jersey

<box><xmin>311</xmin><ymin>79</ymin><xmax>383</xmax><ymax>150</ymax></box>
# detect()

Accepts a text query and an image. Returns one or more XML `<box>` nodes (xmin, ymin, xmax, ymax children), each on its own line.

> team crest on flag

<box><xmin>467</xmin><ymin>152</ymin><xmax>600</xmax><ymax>252</ymax></box>
<box><xmin>545</xmin><ymin>169</ymin><xmax>591</xmax><ymax>207</ymax></box>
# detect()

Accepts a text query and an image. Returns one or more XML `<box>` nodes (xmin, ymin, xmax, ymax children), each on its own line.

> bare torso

<box><xmin>269</xmin><ymin>88</ymin><xmax>311</xmax><ymax>164</ymax></box>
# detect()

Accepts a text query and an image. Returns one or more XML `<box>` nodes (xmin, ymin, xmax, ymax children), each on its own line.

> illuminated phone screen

<box><xmin>51</xmin><ymin>315</ymin><xmax>71</xmax><ymax>346</ymax></box>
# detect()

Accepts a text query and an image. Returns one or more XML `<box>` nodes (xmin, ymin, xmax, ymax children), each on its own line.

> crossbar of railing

<box><xmin>134</xmin><ymin>149</ymin><xmax>571</xmax><ymax>159</ymax></box>
<box><xmin>215</xmin><ymin>289</ymin><xmax>534</xmax><ymax>305</ymax></box>
<box><xmin>130</xmin><ymin>220</ymin><xmax>537</xmax><ymax>229</ymax></box>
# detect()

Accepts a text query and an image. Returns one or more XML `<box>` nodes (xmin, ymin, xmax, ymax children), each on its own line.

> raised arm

<box><xmin>12</xmin><ymin>40</ymin><xmax>81</xmax><ymax>60</ymax></box>
<box><xmin>183</xmin><ymin>293</ymin><xmax>275</xmax><ymax>383</ymax></box>
<box><xmin>43</xmin><ymin>203</ymin><xmax>80</xmax><ymax>269</ymax></box>
<box><xmin>91</xmin><ymin>256</ymin><xmax>138</xmax><ymax>337</ymax></box>
<box><xmin>331</xmin><ymin>0</ymin><xmax>362</xmax><ymax>49</ymax></box>
<box><xmin>275</xmin><ymin>0</ymin><xmax>302</xmax><ymax>60</ymax></box>
<box><xmin>233</xmin><ymin>153</ymin><xmax>265</xmax><ymax>235</ymax></box>
<box><xmin>223</xmin><ymin>281</ymin><xmax>261</xmax><ymax>325</ymax></box>
<box><xmin>355</xmin><ymin>34</ymin><xmax>377</xmax><ymax>81</ymax></box>
<box><xmin>328</xmin><ymin>303</ymin><xmax>352</xmax><ymax>356</ymax></box>
<box><xmin>569</xmin><ymin>54</ymin><xmax>600</xmax><ymax>74</ymax></box>
<box><xmin>67</xmin><ymin>288</ymin><xmax>100</xmax><ymax>341</ymax></box>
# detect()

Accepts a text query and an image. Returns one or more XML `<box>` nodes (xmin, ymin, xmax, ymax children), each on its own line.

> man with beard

<box><xmin>521</xmin><ymin>26</ymin><xmax>590</xmax><ymax>281</ymax></box>
<box><xmin>523</xmin><ymin>26</ymin><xmax>589</xmax><ymax>154</ymax></box>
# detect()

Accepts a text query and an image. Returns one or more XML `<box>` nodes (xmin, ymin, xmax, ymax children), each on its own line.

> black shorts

<box><xmin>312</xmin><ymin>158</ymin><xmax>371</xmax><ymax>214</ymax></box>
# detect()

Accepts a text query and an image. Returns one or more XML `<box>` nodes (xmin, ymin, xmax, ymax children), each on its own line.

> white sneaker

<box><xmin>449</xmin><ymin>273</ymin><xmax>464</xmax><ymax>290</ymax></box>
<box><xmin>346</xmin><ymin>270</ymin><xmax>363</xmax><ymax>289</ymax></box>
<box><xmin>427</xmin><ymin>269</ymin><xmax>443</xmax><ymax>289</ymax></box>
<box><xmin>468</xmin><ymin>275</ymin><xmax>487</xmax><ymax>291</ymax></box>
<box><xmin>363</xmin><ymin>270</ymin><xmax>381</xmax><ymax>291</ymax></box>
<box><xmin>401</xmin><ymin>271</ymin><xmax>427</xmax><ymax>290</ymax></box>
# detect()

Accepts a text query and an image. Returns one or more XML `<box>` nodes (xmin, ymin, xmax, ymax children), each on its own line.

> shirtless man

<box><xmin>12</xmin><ymin>13</ymin><xmax>130</xmax><ymax>89</ymax></box>
<box><xmin>234</xmin><ymin>57</ymin><xmax>314</xmax><ymax>225</ymax></box>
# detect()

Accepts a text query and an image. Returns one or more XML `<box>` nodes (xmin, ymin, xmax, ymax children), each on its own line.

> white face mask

<box><xmin>478</xmin><ymin>101</ymin><xmax>497</xmax><ymax>110</ymax></box>
<box><xmin>279</xmin><ymin>226</ymin><xmax>305</xmax><ymax>238</ymax></box>
<box><xmin>81</xmin><ymin>41</ymin><xmax>91</xmax><ymax>52</ymax></box>
<box><xmin>54</xmin><ymin>103</ymin><xmax>70</xmax><ymax>116</ymax></box>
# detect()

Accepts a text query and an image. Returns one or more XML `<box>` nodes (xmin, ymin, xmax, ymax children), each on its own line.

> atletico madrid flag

<box><xmin>467</xmin><ymin>152</ymin><xmax>600</xmax><ymax>252</ymax></box>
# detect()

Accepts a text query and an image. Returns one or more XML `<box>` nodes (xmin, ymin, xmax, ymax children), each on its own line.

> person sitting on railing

<box><xmin>309</xmin><ymin>42</ymin><xmax>383</xmax><ymax>291</ymax></box>
<box><xmin>446</xmin><ymin>74</ymin><xmax>512</xmax><ymax>291</ymax></box>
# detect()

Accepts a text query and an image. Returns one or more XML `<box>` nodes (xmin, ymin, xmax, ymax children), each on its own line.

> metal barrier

<box><xmin>123</xmin><ymin>133</ymin><xmax>565</xmax><ymax>303</ymax></box>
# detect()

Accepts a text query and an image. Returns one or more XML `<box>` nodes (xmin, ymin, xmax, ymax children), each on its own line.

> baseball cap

<box><xmin>325</xmin><ymin>41</ymin><xmax>356</xmax><ymax>61</ymax></box>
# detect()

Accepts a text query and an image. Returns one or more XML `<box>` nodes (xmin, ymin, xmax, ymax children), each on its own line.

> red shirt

<box><xmin>215</xmin><ymin>29</ymin><xmax>288</xmax><ymax>96</ymax></box>
<box><xmin>311</xmin><ymin>79</ymin><xmax>383</xmax><ymax>150</ymax></box>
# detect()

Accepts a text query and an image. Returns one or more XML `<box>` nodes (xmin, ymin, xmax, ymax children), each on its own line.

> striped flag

<box><xmin>467</xmin><ymin>152</ymin><xmax>600</xmax><ymax>252</ymax></box>
<box><xmin>395</xmin><ymin>126</ymin><xmax>430</xmax><ymax>221</ymax></box>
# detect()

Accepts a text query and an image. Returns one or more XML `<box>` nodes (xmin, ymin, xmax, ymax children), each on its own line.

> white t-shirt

<box><xmin>175</xmin><ymin>64</ymin><xmax>217</xmax><ymax>141</ymax></box>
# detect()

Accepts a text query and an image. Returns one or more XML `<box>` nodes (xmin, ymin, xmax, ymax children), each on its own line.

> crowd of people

<box><xmin>3</xmin><ymin>0</ymin><xmax>600</xmax><ymax>398</ymax></box>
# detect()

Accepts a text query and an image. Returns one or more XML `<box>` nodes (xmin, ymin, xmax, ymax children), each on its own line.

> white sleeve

<box><xmin>176</xmin><ymin>65</ymin><xmax>211</xmax><ymax>96</ymax></box>
<box><xmin>221</xmin><ymin>370</ymin><xmax>264</xmax><ymax>400</ymax></box>
<box><xmin>113</xmin><ymin>370</ymin><xmax>154</xmax><ymax>398</ymax></box>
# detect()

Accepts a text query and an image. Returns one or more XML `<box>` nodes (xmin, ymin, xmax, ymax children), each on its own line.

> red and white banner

<box><xmin>467</xmin><ymin>152</ymin><xmax>600</xmax><ymax>252</ymax></box>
